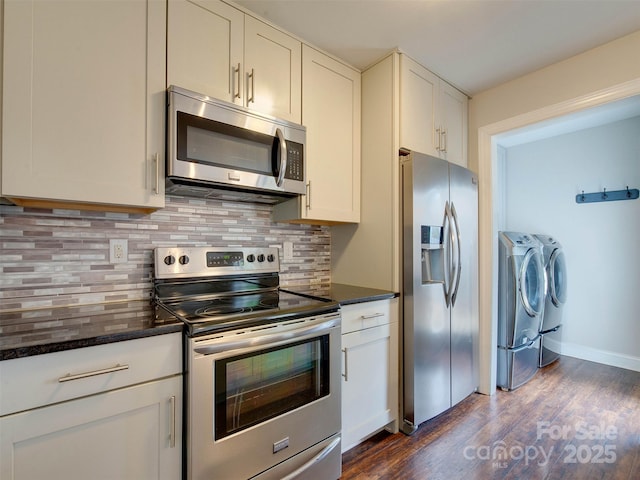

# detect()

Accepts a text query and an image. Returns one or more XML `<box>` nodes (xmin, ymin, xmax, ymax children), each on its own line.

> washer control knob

<box><xmin>257</xmin><ymin>254</ymin><xmax>265</xmax><ymax>262</ymax></box>
<box><xmin>164</xmin><ymin>255</ymin><xmax>176</xmax><ymax>266</ymax></box>
<box><xmin>179</xmin><ymin>255</ymin><xmax>189</xmax><ymax>265</ymax></box>
<box><xmin>267</xmin><ymin>254</ymin><xmax>275</xmax><ymax>262</ymax></box>
<box><xmin>247</xmin><ymin>254</ymin><xmax>255</xmax><ymax>262</ymax></box>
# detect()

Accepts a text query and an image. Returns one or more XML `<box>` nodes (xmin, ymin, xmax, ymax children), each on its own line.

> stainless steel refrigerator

<box><xmin>400</xmin><ymin>150</ymin><xmax>479</xmax><ymax>435</ymax></box>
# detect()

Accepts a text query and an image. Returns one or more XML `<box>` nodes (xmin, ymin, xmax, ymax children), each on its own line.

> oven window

<box><xmin>214</xmin><ymin>335</ymin><xmax>330</xmax><ymax>440</ymax></box>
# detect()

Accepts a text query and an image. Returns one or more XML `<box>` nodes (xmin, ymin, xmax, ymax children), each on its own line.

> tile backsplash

<box><xmin>0</xmin><ymin>195</ymin><xmax>331</xmax><ymax>311</ymax></box>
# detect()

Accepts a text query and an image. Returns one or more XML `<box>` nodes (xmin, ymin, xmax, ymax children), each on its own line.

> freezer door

<box><xmin>402</xmin><ymin>152</ymin><xmax>451</xmax><ymax>427</ymax></box>
<box><xmin>449</xmin><ymin>163</ymin><xmax>479</xmax><ymax>406</ymax></box>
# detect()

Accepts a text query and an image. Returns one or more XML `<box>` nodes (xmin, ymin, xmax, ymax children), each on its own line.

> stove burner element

<box><xmin>190</xmin><ymin>293</ymin><xmax>280</xmax><ymax>318</ymax></box>
<box><xmin>195</xmin><ymin>304</ymin><xmax>250</xmax><ymax>317</ymax></box>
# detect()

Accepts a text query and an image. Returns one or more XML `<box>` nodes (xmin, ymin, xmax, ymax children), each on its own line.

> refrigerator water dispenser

<box><xmin>421</xmin><ymin>225</ymin><xmax>444</xmax><ymax>284</ymax></box>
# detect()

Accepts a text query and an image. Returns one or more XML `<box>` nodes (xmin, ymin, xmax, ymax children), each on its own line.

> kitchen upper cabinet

<box><xmin>438</xmin><ymin>81</ymin><xmax>468</xmax><ymax>167</ymax></box>
<box><xmin>1</xmin><ymin>0</ymin><xmax>166</xmax><ymax>213</ymax></box>
<box><xmin>400</xmin><ymin>57</ymin><xmax>439</xmax><ymax>157</ymax></box>
<box><xmin>244</xmin><ymin>15</ymin><xmax>301</xmax><ymax>122</ymax></box>
<box><xmin>340</xmin><ymin>298</ymin><xmax>399</xmax><ymax>452</ymax></box>
<box><xmin>167</xmin><ymin>0</ymin><xmax>244</xmax><ymax>104</ymax></box>
<box><xmin>400</xmin><ymin>55</ymin><xmax>468</xmax><ymax>167</ymax></box>
<box><xmin>167</xmin><ymin>0</ymin><xmax>301</xmax><ymax>123</ymax></box>
<box><xmin>272</xmin><ymin>45</ymin><xmax>361</xmax><ymax>224</ymax></box>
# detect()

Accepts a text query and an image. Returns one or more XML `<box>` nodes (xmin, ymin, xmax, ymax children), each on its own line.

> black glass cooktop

<box><xmin>155</xmin><ymin>288</ymin><xmax>338</xmax><ymax>336</ymax></box>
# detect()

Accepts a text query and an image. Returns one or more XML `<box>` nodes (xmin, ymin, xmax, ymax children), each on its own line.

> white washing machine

<box><xmin>534</xmin><ymin>234</ymin><xmax>567</xmax><ymax>367</ymax></box>
<box><xmin>497</xmin><ymin>231</ymin><xmax>546</xmax><ymax>390</ymax></box>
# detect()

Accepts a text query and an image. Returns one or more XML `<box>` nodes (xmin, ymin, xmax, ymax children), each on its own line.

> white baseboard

<box><xmin>545</xmin><ymin>337</ymin><xmax>640</xmax><ymax>372</ymax></box>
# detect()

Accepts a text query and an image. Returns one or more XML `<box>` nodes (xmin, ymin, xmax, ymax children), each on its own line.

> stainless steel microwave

<box><xmin>166</xmin><ymin>86</ymin><xmax>306</xmax><ymax>203</ymax></box>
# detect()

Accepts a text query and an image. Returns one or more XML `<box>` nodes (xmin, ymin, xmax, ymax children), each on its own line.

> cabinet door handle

<box><xmin>234</xmin><ymin>63</ymin><xmax>241</xmax><ymax>99</ymax></box>
<box><xmin>58</xmin><ymin>363</ymin><xmax>129</xmax><ymax>382</ymax></box>
<box><xmin>247</xmin><ymin>68</ymin><xmax>255</xmax><ymax>103</ymax></box>
<box><xmin>153</xmin><ymin>152</ymin><xmax>160</xmax><ymax>194</ymax></box>
<box><xmin>169</xmin><ymin>395</ymin><xmax>176</xmax><ymax>448</ymax></box>
<box><xmin>341</xmin><ymin>348</ymin><xmax>348</xmax><ymax>382</ymax></box>
<box><xmin>305</xmin><ymin>181</ymin><xmax>311</xmax><ymax>210</ymax></box>
<box><xmin>441</xmin><ymin>128</ymin><xmax>447</xmax><ymax>153</ymax></box>
<box><xmin>361</xmin><ymin>313</ymin><xmax>384</xmax><ymax>320</ymax></box>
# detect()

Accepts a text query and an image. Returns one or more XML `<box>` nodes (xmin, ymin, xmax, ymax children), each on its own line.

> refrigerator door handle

<box><xmin>443</xmin><ymin>201</ymin><xmax>455</xmax><ymax>307</ymax></box>
<box><xmin>450</xmin><ymin>202</ymin><xmax>462</xmax><ymax>307</ymax></box>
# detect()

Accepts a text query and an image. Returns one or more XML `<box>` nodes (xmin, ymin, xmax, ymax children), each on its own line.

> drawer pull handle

<box><xmin>361</xmin><ymin>313</ymin><xmax>384</xmax><ymax>320</ymax></box>
<box><xmin>58</xmin><ymin>363</ymin><xmax>129</xmax><ymax>383</ymax></box>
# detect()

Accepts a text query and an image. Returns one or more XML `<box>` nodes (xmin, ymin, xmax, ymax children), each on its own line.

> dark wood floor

<box><xmin>341</xmin><ymin>356</ymin><xmax>640</xmax><ymax>479</ymax></box>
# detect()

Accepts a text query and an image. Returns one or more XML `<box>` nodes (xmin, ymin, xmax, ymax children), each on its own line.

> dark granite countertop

<box><xmin>0</xmin><ymin>300</ymin><xmax>183</xmax><ymax>361</ymax></box>
<box><xmin>283</xmin><ymin>283</ymin><xmax>398</xmax><ymax>306</ymax></box>
<box><xmin>1</xmin><ymin>283</ymin><xmax>396</xmax><ymax>361</ymax></box>
<box><xmin>329</xmin><ymin>283</ymin><xmax>398</xmax><ymax>305</ymax></box>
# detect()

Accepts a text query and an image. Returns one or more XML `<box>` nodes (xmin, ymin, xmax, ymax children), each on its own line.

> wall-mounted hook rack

<box><xmin>576</xmin><ymin>186</ymin><xmax>639</xmax><ymax>204</ymax></box>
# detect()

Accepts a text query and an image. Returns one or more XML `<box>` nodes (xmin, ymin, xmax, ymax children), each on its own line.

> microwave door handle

<box><xmin>275</xmin><ymin>127</ymin><xmax>287</xmax><ymax>187</ymax></box>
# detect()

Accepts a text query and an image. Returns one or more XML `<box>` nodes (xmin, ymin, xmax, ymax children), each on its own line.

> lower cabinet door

<box><xmin>341</xmin><ymin>323</ymin><xmax>397</xmax><ymax>452</ymax></box>
<box><xmin>0</xmin><ymin>376</ymin><xmax>182</xmax><ymax>480</ymax></box>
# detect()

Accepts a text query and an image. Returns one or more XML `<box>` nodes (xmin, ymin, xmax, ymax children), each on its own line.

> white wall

<box><xmin>502</xmin><ymin>116</ymin><xmax>640</xmax><ymax>368</ymax></box>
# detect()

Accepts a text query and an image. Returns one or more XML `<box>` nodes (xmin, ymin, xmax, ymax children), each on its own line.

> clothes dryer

<box><xmin>534</xmin><ymin>234</ymin><xmax>567</xmax><ymax>367</ymax></box>
<box><xmin>497</xmin><ymin>231</ymin><xmax>546</xmax><ymax>390</ymax></box>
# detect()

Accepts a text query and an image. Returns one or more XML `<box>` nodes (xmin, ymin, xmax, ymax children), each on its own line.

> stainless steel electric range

<box><xmin>153</xmin><ymin>246</ymin><xmax>342</xmax><ymax>480</ymax></box>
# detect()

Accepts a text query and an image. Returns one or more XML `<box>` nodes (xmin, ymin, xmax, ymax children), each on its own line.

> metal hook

<box><xmin>602</xmin><ymin>188</ymin><xmax>607</xmax><ymax>199</ymax></box>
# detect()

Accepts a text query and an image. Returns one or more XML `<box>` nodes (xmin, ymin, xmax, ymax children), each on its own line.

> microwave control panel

<box><xmin>285</xmin><ymin>141</ymin><xmax>304</xmax><ymax>181</ymax></box>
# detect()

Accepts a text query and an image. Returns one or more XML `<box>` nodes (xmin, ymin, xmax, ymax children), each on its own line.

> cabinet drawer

<box><xmin>0</xmin><ymin>333</ymin><xmax>182</xmax><ymax>416</ymax></box>
<box><xmin>341</xmin><ymin>298</ymin><xmax>397</xmax><ymax>334</ymax></box>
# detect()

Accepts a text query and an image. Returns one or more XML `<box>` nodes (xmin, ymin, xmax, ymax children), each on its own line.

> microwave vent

<box><xmin>165</xmin><ymin>178</ymin><xmax>295</xmax><ymax>205</ymax></box>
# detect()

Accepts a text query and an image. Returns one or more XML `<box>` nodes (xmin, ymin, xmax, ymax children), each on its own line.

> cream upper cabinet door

<box><xmin>167</xmin><ymin>0</ymin><xmax>244</xmax><ymax>105</ymax></box>
<box><xmin>244</xmin><ymin>15</ymin><xmax>301</xmax><ymax>123</ymax></box>
<box><xmin>439</xmin><ymin>81</ymin><xmax>468</xmax><ymax>168</ymax></box>
<box><xmin>400</xmin><ymin>55</ymin><xmax>439</xmax><ymax>157</ymax></box>
<box><xmin>272</xmin><ymin>46</ymin><xmax>361</xmax><ymax>224</ymax></box>
<box><xmin>1</xmin><ymin>0</ymin><xmax>166</xmax><ymax>212</ymax></box>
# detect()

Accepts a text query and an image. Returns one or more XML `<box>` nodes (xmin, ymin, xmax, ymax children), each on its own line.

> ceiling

<box><xmin>235</xmin><ymin>0</ymin><xmax>640</xmax><ymax>96</ymax></box>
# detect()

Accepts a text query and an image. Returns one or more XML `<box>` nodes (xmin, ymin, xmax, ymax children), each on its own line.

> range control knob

<box><xmin>179</xmin><ymin>255</ymin><xmax>189</xmax><ymax>265</ymax></box>
<box><xmin>247</xmin><ymin>254</ymin><xmax>255</xmax><ymax>262</ymax></box>
<box><xmin>267</xmin><ymin>254</ymin><xmax>275</xmax><ymax>262</ymax></box>
<box><xmin>164</xmin><ymin>255</ymin><xmax>176</xmax><ymax>266</ymax></box>
<box><xmin>257</xmin><ymin>254</ymin><xmax>265</xmax><ymax>262</ymax></box>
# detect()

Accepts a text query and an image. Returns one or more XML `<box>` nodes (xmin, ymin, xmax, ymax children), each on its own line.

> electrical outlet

<box><xmin>109</xmin><ymin>239</ymin><xmax>128</xmax><ymax>264</ymax></box>
<box><xmin>283</xmin><ymin>241</ymin><xmax>293</xmax><ymax>260</ymax></box>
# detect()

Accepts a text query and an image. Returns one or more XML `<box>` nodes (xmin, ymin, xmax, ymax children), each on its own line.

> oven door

<box><xmin>187</xmin><ymin>313</ymin><xmax>342</xmax><ymax>480</ymax></box>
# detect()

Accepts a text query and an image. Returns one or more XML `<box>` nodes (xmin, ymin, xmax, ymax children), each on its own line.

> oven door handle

<box><xmin>280</xmin><ymin>436</ymin><xmax>341</xmax><ymax>480</ymax></box>
<box><xmin>193</xmin><ymin>317</ymin><xmax>339</xmax><ymax>356</ymax></box>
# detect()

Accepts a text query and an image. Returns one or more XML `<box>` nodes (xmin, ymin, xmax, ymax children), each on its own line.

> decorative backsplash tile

<box><xmin>0</xmin><ymin>195</ymin><xmax>331</xmax><ymax>312</ymax></box>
